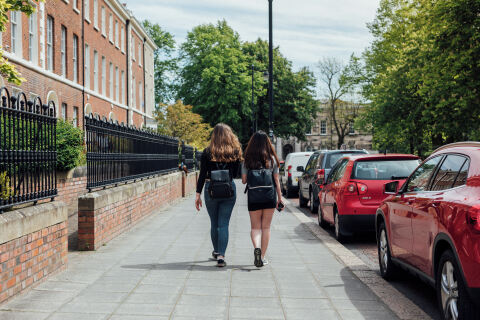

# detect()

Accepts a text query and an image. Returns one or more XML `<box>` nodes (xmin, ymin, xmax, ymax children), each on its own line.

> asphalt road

<box><xmin>289</xmin><ymin>197</ymin><xmax>441</xmax><ymax>320</ymax></box>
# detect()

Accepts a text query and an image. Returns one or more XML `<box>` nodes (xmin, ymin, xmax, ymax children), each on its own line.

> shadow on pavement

<box><xmin>121</xmin><ymin>261</ymin><xmax>261</xmax><ymax>272</ymax></box>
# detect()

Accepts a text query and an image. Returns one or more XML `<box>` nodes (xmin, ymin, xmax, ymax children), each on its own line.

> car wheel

<box><xmin>377</xmin><ymin>222</ymin><xmax>398</xmax><ymax>280</ymax></box>
<box><xmin>436</xmin><ymin>250</ymin><xmax>480</xmax><ymax>320</ymax></box>
<box><xmin>334</xmin><ymin>209</ymin><xmax>345</xmax><ymax>242</ymax></box>
<box><xmin>299</xmin><ymin>186</ymin><xmax>308</xmax><ymax>207</ymax></box>
<box><xmin>309</xmin><ymin>190</ymin><xmax>318</xmax><ymax>214</ymax></box>
<box><xmin>318</xmin><ymin>206</ymin><xmax>328</xmax><ymax>228</ymax></box>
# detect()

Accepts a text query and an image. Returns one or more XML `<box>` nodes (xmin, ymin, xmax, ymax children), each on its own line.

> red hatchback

<box><xmin>376</xmin><ymin>143</ymin><xmax>480</xmax><ymax>319</ymax></box>
<box><xmin>318</xmin><ymin>154</ymin><xmax>420</xmax><ymax>241</ymax></box>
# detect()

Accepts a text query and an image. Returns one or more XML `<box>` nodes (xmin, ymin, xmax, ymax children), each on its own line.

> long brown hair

<box><xmin>208</xmin><ymin>123</ymin><xmax>243</xmax><ymax>162</ymax></box>
<box><xmin>244</xmin><ymin>131</ymin><xmax>280</xmax><ymax>169</ymax></box>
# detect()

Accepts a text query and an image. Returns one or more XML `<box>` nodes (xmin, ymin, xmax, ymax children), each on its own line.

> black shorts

<box><xmin>248</xmin><ymin>200</ymin><xmax>277</xmax><ymax>212</ymax></box>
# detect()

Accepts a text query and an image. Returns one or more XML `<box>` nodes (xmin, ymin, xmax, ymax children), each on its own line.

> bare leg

<box><xmin>261</xmin><ymin>209</ymin><xmax>275</xmax><ymax>259</ymax></box>
<box><xmin>249</xmin><ymin>210</ymin><xmax>263</xmax><ymax>248</ymax></box>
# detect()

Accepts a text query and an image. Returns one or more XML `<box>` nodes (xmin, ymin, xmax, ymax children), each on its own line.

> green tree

<box><xmin>56</xmin><ymin>120</ymin><xmax>85</xmax><ymax>171</ymax></box>
<box><xmin>142</xmin><ymin>20</ymin><xmax>178</xmax><ymax>104</ymax></box>
<box><xmin>156</xmin><ymin>100</ymin><xmax>212</xmax><ymax>149</ymax></box>
<box><xmin>0</xmin><ymin>1</ymin><xmax>44</xmax><ymax>85</ymax></box>
<box><xmin>243</xmin><ymin>39</ymin><xmax>318</xmax><ymax>141</ymax></box>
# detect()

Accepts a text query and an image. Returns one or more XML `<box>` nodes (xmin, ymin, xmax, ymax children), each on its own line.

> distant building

<box><xmin>0</xmin><ymin>0</ymin><xmax>157</xmax><ymax>128</ymax></box>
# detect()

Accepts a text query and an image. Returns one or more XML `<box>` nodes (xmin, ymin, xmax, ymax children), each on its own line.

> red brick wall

<box><xmin>0</xmin><ymin>221</ymin><xmax>68</xmax><ymax>304</ymax></box>
<box><xmin>183</xmin><ymin>172</ymin><xmax>198</xmax><ymax>197</ymax></box>
<box><xmin>78</xmin><ymin>172</ymin><xmax>186</xmax><ymax>251</ymax></box>
<box><xmin>57</xmin><ymin>176</ymin><xmax>87</xmax><ymax>213</ymax></box>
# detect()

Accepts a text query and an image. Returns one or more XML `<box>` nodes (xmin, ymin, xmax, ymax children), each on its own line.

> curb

<box><xmin>284</xmin><ymin>198</ymin><xmax>432</xmax><ymax>320</ymax></box>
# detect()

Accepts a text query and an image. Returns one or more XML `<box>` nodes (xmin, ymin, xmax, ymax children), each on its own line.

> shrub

<box><xmin>56</xmin><ymin>120</ymin><xmax>85</xmax><ymax>171</ymax></box>
<box><xmin>0</xmin><ymin>172</ymin><xmax>12</xmax><ymax>200</ymax></box>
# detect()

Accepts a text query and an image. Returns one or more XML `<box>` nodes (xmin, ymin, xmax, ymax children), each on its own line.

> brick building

<box><xmin>0</xmin><ymin>0</ymin><xmax>156</xmax><ymax>128</ymax></box>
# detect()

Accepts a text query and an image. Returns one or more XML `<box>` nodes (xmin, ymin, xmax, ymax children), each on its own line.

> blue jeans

<box><xmin>204</xmin><ymin>181</ymin><xmax>236</xmax><ymax>257</ymax></box>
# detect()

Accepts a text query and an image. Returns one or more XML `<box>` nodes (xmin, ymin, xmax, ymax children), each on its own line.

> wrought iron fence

<box><xmin>0</xmin><ymin>88</ymin><xmax>57</xmax><ymax>212</ymax></box>
<box><xmin>85</xmin><ymin>115</ymin><xmax>181</xmax><ymax>190</ymax></box>
<box><xmin>182</xmin><ymin>142</ymin><xmax>195</xmax><ymax>171</ymax></box>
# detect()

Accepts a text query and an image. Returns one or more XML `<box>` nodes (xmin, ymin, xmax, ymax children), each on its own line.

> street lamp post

<box><xmin>251</xmin><ymin>64</ymin><xmax>255</xmax><ymax>134</ymax></box>
<box><xmin>268</xmin><ymin>0</ymin><xmax>274</xmax><ymax>140</ymax></box>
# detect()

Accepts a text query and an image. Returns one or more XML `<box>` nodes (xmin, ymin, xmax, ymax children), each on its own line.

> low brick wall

<box><xmin>0</xmin><ymin>202</ymin><xmax>68</xmax><ymax>304</ymax></box>
<box><xmin>182</xmin><ymin>171</ymin><xmax>198</xmax><ymax>197</ymax></box>
<box><xmin>78</xmin><ymin>171</ymin><xmax>197</xmax><ymax>251</ymax></box>
<box><xmin>56</xmin><ymin>166</ymin><xmax>87</xmax><ymax>216</ymax></box>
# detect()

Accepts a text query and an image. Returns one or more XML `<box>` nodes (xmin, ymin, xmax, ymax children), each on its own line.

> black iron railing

<box><xmin>182</xmin><ymin>142</ymin><xmax>195</xmax><ymax>171</ymax></box>
<box><xmin>85</xmin><ymin>115</ymin><xmax>180</xmax><ymax>190</ymax></box>
<box><xmin>0</xmin><ymin>88</ymin><xmax>57</xmax><ymax>212</ymax></box>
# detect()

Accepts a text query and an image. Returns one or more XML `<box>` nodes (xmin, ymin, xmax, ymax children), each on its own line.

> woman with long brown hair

<box><xmin>242</xmin><ymin>131</ymin><xmax>283</xmax><ymax>267</ymax></box>
<box><xmin>195</xmin><ymin>123</ymin><xmax>242</xmax><ymax>267</ymax></box>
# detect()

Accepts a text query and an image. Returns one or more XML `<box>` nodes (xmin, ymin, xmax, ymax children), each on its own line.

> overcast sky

<box><xmin>123</xmin><ymin>0</ymin><xmax>380</xmax><ymax>72</ymax></box>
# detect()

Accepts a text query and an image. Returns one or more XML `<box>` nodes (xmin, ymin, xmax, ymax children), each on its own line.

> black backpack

<box><xmin>208</xmin><ymin>163</ymin><xmax>234</xmax><ymax>199</ymax></box>
<box><xmin>246</xmin><ymin>167</ymin><xmax>276</xmax><ymax>205</ymax></box>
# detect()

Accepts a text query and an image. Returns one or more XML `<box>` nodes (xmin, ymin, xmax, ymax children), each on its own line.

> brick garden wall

<box><xmin>56</xmin><ymin>166</ymin><xmax>88</xmax><ymax>216</ymax></box>
<box><xmin>0</xmin><ymin>202</ymin><xmax>68</xmax><ymax>304</ymax></box>
<box><xmin>78</xmin><ymin>171</ymin><xmax>197</xmax><ymax>251</ymax></box>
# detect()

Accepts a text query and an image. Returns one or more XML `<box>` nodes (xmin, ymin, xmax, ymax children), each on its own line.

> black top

<box><xmin>196</xmin><ymin>149</ymin><xmax>241</xmax><ymax>194</ymax></box>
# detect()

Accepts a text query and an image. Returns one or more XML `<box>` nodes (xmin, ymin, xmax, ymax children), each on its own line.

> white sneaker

<box><xmin>262</xmin><ymin>258</ymin><xmax>269</xmax><ymax>266</ymax></box>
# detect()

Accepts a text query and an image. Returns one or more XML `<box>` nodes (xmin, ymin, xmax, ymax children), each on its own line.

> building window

<box><xmin>11</xmin><ymin>11</ymin><xmax>23</xmax><ymax>57</ymax></box>
<box><xmin>115</xmin><ymin>20</ymin><xmax>119</xmax><ymax>47</ymax></box>
<box><xmin>121</xmin><ymin>26</ymin><xmax>125</xmax><ymax>52</ymax></box>
<box><xmin>115</xmin><ymin>66</ymin><xmax>119</xmax><ymax>101</ymax></box>
<box><xmin>101</xmin><ymin>6</ymin><xmax>105</xmax><ymax>36</ymax></box>
<box><xmin>93</xmin><ymin>50</ymin><xmax>98</xmax><ymax>92</ymax></box>
<box><xmin>73</xmin><ymin>106</ymin><xmax>79</xmax><ymax>127</ymax></box>
<box><xmin>320</xmin><ymin>120</ymin><xmax>327</xmax><ymax>135</ymax></box>
<box><xmin>109</xmin><ymin>62</ymin><xmax>113</xmax><ymax>98</ymax></box>
<box><xmin>101</xmin><ymin>56</ymin><xmax>106</xmax><ymax>95</ymax></box>
<box><xmin>139</xmin><ymin>82</ymin><xmax>143</xmax><ymax>109</ymax></box>
<box><xmin>29</xmin><ymin>10</ymin><xmax>38</xmax><ymax>64</ymax></box>
<box><xmin>73</xmin><ymin>35</ymin><xmax>78</xmax><ymax>82</ymax></box>
<box><xmin>349</xmin><ymin>122</ymin><xmax>355</xmax><ymax>135</ymax></box>
<box><xmin>84</xmin><ymin>44</ymin><xmax>90</xmax><ymax>89</ymax></box>
<box><xmin>46</xmin><ymin>16</ymin><xmax>54</xmax><ymax>71</ymax></box>
<box><xmin>84</xmin><ymin>0</ymin><xmax>89</xmax><ymax>21</ymax></box>
<box><xmin>121</xmin><ymin>70</ymin><xmax>125</xmax><ymax>104</ymax></box>
<box><xmin>61</xmin><ymin>103</ymin><xmax>67</xmax><ymax>120</ymax></box>
<box><xmin>131</xmin><ymin>36</ymin><xmax>135</xmax><ymax>61</ymax></box>
<box><xmin>138</xmin><ymin>45</ymin><xmax>142</xmax><ymax>66</ymax></box>
<box><xmin>61</xmin><ymin>26</ymin><xmax>67</xmax><ymax>77</ymax></box>
<box><xmin>132</xmin><ymin>76</ymin><xmax>136</xmax><ymax>107</ymax></box>
<box><xmin>73</xmin><ymin>0</ymin><xmax>79</xmax><ymax>11</ymax></box>
<box><xmin>93</xmin><ymin>0</ymin><xmax>98</xmax><ymax>28</ymax></box>
<box><xmin>109</xmin><ymin>14</ymin><xmax>113</xmax><ymax>42</ymax></box>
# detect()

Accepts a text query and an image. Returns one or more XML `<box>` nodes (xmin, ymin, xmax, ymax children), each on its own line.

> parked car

<box><xmin>280</xmin><ymin>152</ymin><xmax>313</xmax><ymax>197</ymax></box>
<box><xmin>318</xmin><ymin>154</ymin><xmax>420</xmax><ymax>241</ymax></box>
<box><xmin>298</xmin><ymin>150</ymin><xmax>368</xmax><ymax>213</ymax></box>
<box><xmin>376</xmin><ymin>142</ymin><xmax>480</xmax><ymax>320</ymax></box>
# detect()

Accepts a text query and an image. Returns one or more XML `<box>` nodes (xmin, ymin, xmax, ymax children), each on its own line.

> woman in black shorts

<box><xmin>241</xmin><ymin>131</ymin><xmax>283</xmax><ymax>267</ymax></box>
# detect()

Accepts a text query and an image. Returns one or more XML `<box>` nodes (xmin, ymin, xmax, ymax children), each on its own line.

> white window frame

<box><xmin>121</xmin><ymin>70</ymin><xmax>125</xmax><ymax>104</ymax></box>
<box><xmin>101</xmin><ymin>56</ymin><xmax>106</xmax><ymax>95</ymax></box>
<box><xmin>11</xmin><ymin>11</ymin><xmax>22</xmax><ymax>57</ymax></box>
<box><xmin>84</xmin><ymin>44</ymin><xmax>90</xmax><ymax>89</ymax></box>
<box><xmin>46</xmin><ymin>16</ymin><xmax>54</xmax><ymax>71</ymax></box>
<box><xmin>73</xmin><ymin>35</ymin><xmax>78</xmax><ymax>82</ymax></box>
<box><xmin>109</xmin><ymin>62</ymin><xmax>113</xmax><ymax>98</ymax></box>
<box><xmin>101</xmin><ymin>6</ymin><xmax>106</xmax><ymax>36</ymax></box>
<box><xmin>131</xmin><ymin>36</ymin><xmax>135</xmax><ymax>61</ymax></box>
<box><xmin>115</xmin><ymin>20</ymin><xmax>119</xmax><ymax>48</ymax></box>
<box><xmin>73</xmin><ymin>106</ymin><xmax>79</xmax><ymax>127</ymax></box>
<box><xmin>93</xmin><ymin>0</ymin><xmax>98</xmax><ymax>29</ymax></box>
<box><xmin>139</xmin><ymin>82</ymin><xmax>143</xmax><ymax>109</ymax></box>
<box><xmin>93</xmin><ymin>50</ymin><xmax>98</xmax><ymax>92</ymax></box>
<box><xmin>61</xmin><ymin>103</ymin><xmax>67</xmax><ymax>120</ymax></box>
<box><xmin>121</xmin><ymin>26</ymin><xmax>125</xmax><ymax>53</ymax></box>
<box><xmin>320</xmin><ymin>120</ymin><xmax>327</xmax><ymax>136</ymax></box>
<box><xmin>73</xmin><ymin>0</ymin><xmax>79</xmax><ymax>11</ymax></box>
<box><xmin>138</xmin><ymin>44</ymin><xmax>142</xmax><ymax>66</ymax></box>
<box><xmin>29</xmin><ymin>10</ymin><xmax>38</xmax><ymax>64</ymax></box>
<box><xmin>109</xmin><ymin>14</ymin><xmax>113</xmax><ymax>43</ymax></box>
<box><xmin>115</xmin><ymin>66</ymin><xmax>119</xmax><ymax>101</ymax></box>
<box><xmin>132</xmin><ymin>76</ymin><xmax>136</xmax><ymax>107</ymax></box>
<box><xmin>84</xmin><ymin>0</ymin><xmax>90</xmax><ymax>22</ymax></box>
<box><xmin>61</xmin><ymin>26</ymin><xmax>67</xmax><ymax>77</ymax></box>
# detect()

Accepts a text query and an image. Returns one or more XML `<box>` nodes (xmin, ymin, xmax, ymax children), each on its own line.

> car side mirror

<box><xmin>296</xmin><ymin>166</ymin><xmax>304</xmax><ymax>172</ymax></box>
<box><xmin>384</xmin><ymin>181</ymin><xmax>399</xmax><ymax>194</ymax></box>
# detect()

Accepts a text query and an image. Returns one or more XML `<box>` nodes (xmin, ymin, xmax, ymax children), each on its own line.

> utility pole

<box><xmin>268</xmin><ymin>0</ymin><xmax>274</xmax><ymax>140</ymax></box>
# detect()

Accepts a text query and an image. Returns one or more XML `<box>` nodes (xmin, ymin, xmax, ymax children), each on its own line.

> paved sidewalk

<box><xmin>0</xmin><ymin>181</ymin><xmax>398</xmax><ymax>320</ymax></box>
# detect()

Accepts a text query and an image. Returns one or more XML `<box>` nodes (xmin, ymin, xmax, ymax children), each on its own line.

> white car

<box><xmin>279</xmin><ymin>152</ymin><xmax>313</xmax><ymax>198</ymax></box>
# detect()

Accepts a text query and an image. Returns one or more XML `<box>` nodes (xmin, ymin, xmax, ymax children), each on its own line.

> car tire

<box><xmin>299</xmin><ymin>186</ymin><xmax>308</xmax><ymax>207</ymax></box>
<box><xmin>436</xmin><ymin>250</ymin><xmax>480</xmax><ymax>320</ymax></box>
<box><xmin>309</xmin><ymin>190</ymin><xmax>318</xmax><ymax>214</ymax></box>
<box><xmin>334</xmin><ymin>209</ymin><xmax>345</xmax><ymax>243</ymax></box>
<box><xmin>377</xmin><ymin>222</ymin><xmax>398</xmax><ymax>280</ymax></box>
<box><xmin>318</xmin><ymin>207</ymin><xmax>328</xmax><ymax>229</ymax></box>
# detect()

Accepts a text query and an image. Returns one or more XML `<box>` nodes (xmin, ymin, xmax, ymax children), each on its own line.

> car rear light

<box><xmin>357</xmin><ymin>182</ymin><xmax>368</xmax><ymax>195</ymax></box>
<box><xmin>346</xmin><ymin>182</ymin><xmax>357</xmax><ymax>194</ymax></box>
<box><xmin>287</xmin><ymin>165</ymin><xmax>292</xmax><ymax>177</ymax></box>
<box><xmin>467</xmin><ymin>206</ymin><xmax>480</xmax><ymax>233</ymax></box>
<box><xmin>315</xmin><ymin>169</ymin><xmax>325</xmax><ymax>183</ymax></box>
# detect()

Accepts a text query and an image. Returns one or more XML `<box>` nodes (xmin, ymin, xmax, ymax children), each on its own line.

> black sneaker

<box><xmin>254</xmin><ymin>248</ymin><xmax>263</xmax><ymax>267</ymax></box>
<box><xmin>217</xmin><ymin>259</ymin><xmax>226</xmax><ymax>267</ymax></box>
<box><xmin>211</xmin><ymin>251</ymin><xmax>219</xmax><ymax>260</ymax></box>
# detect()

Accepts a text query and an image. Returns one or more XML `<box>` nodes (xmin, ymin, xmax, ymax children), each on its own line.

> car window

<box><xmin>325</xmin><ymin>152</ymin><xmax>364</xmax><ymax>169</ymax></box>
<box><xmin>405</xmin><ymin>156</ymin><xmax>442</xmax><ymax>192</ymax></box>
<box><xmin>352</xmin><ymin>159</ymin><xmax>419</xmax><ymax>180</ymax></box>
<box><xmin>327</xmin><ymin>159</ymin><xmax>349</xmax><ymax>184</ymax></box>
<box><xmin>316</xmin><ymin>154</ymin><xmax>325</xmax><ymax>169</ymax></box>
<box><xmin>305</xmin><ymin>154</ymin><xmax>319</xmax><ymax>172</ymax></box>
<box><xmin>288</xmin><ymin>155</ymin><xmax>312</xmax><ymax>170</ymax></box>
<box><xmin>453</xmin><ymin>159</ymin><xmax>469</xmax><ymax>188</ymax></box>
<box><xmin>430</xmin><ymin>155</ymin><xmax>469</xmax><ymax>191</ymax></box>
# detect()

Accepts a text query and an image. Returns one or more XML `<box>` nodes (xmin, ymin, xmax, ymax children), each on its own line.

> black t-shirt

<box><xmin>196</xmin><ymin>149</ymin><xmax>241</xmax><ymax>194</ymax></box>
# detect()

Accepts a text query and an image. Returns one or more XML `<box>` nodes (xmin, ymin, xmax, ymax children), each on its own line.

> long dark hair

<box><xmin>244</xmin><ymin>131</ymin><xmax>280</xmax><ymax>169</ymax></box>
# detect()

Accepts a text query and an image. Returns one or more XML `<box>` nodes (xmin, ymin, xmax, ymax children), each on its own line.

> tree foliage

<box><xmin>155</xmin><ymin>100</ymin><xmax>212</xmax><ymax>149</ymax></box>
<box><xmin>142</xmin><ymin>20</ymin><xmax>178</xmax><ymax>104</ymax></box>
<box><xmin>0</xmin><ymin>0</ymin><xmax>44</xmax><ymax>85</ymax></box>
<box><xmin>178</xmin><ymin>21</ymin><xmax>317</xmax><ymax>143</ymax></box>
<box><xmin>360</xmin><ymin>0</ymin><xmax>480</xmax><ymax>156</ymax></box>
<box><xmin>56</xmin><ymin>119</ymin><xmax>85</xmax><ymax>171</ymax></box>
